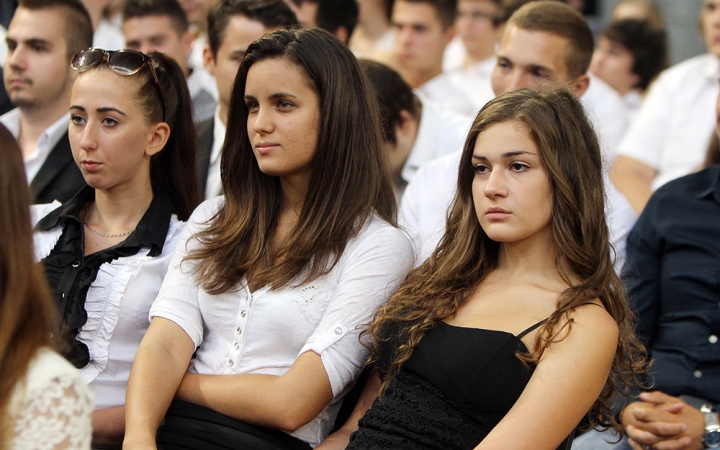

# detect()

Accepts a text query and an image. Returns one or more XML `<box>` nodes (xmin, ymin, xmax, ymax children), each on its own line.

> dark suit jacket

<box><xmin>196</xmin><ymin>116</ymin><xmax>214</xmax><ymax>200</ymax></box>
<box><xmin>30</xmin><ymin>131</ymin><xmax>86</xmax><ymax>204</ymax></box>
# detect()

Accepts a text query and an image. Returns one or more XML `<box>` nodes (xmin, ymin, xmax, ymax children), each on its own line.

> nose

<box><xmin>484</xmin><ymin>168</ymin><xmax>508</xmax><ymax>198</ymax></box>
<box><xmin>78</xmin><ymin>122</ymin><xmax>98</xmax><ymax>151</ymax></box>
<box><xmin>505</xmin><ymin>70</ymin><xmax>526</xmax><ymax>93</ymax></box>
<box><xmin>7</xmin><ymin>44</ymin><xmax>26</xmax><ymax>71</ymax></box>
<box><xmin>250</xmin><ymin>105</ymin><xmax>273</xmax><ymax>135</ymax></box>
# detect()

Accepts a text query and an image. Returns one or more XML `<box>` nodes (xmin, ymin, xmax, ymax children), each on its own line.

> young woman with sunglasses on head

<box><xmin>31</xmin><ymin>48</ymin><xmax>199</xmax><ymax>447</ymax></box>
<box><xmin>0</xmin><ymin>123</ymin><xmax>93</xmax><ymax>450</ymax></box>
<box><xmin>123</xmin><ymin>28</ymin><xmax>413</xmax><ymax>450</ymax></box>
<box><xmin>321</xmin><ymin>88</ymin><xmax>648</xmax><ymax>450</ymax></box>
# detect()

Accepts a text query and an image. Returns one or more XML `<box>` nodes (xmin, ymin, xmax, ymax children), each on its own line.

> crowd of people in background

<box><xmin>0</xmin><ymin>0</ymin><xmax>718</xmax><ymax>449</ymax></box>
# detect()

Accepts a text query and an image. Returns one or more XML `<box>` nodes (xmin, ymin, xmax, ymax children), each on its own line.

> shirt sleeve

<box><xmin>298</xmin><ymin>222</ymin><xmax>414</xmax><ymax>397</ymax></box>
<box><xmin>149</xmin><ymin>198</ymin><xmax>223</xmax><ymax>347</ymax></box>
<box><xmin>615</xmin><ymin>69</ymin><xmax>675</xmax><ymax>170</ymax></box>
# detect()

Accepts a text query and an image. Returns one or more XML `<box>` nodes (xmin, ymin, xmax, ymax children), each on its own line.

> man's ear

<box><xmin>333</xmin><ymin>26</ymin><xmax>349</xmax><ymax>45</ymax></box>
<box><xmin>145</xmin><ymin>122</ymin><xmax>171</xmax><ymax>157</ymax></box>
<box><xmin>570</xmin><ymin>73</ymin><xmax>590</xmax><ymax>97</ymax></box>
<box><xmin>203</xmin><ymin>46</ymin><xmax>216</xmax><ymax>76</ymax></box>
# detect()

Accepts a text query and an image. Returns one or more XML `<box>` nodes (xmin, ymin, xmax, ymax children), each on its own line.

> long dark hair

<box><xmin>186</xmin><ymin>27</ymin><xmax>396</xmax><ymax>293</ymax></box>
<box><xmin>78</xmin><ymin>50</ymin><xmax>199</xmax><ymax>220</ymax></box>
<box><xmin>370</xmin><ymin>87</ymin><xmax>647</xmax><ymax>434</ymax></box>
<box><xmin>0</xmin><ymin>124</ymin><xmax>59</xmax><ymax>449</ymax></box>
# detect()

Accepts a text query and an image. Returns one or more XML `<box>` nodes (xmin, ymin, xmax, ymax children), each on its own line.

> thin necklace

<box><xmin>83</xmin><ymin>211</ymin><xmax>134</xmax><ymax>238</ymax></box>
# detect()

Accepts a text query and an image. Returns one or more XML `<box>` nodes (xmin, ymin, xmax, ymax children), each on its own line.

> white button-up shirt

<box><xmin>617</xmin><ymin>53</ymin><xmax>720</xmax><ymax>190</ymax></box>
<box><xmin>150</xmin><ymin>197</ymin><xmax>415</xmax><ymax>447</ymax></box>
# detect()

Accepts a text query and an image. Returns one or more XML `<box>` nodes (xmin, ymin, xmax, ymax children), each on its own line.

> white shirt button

<box><xmin>234</xmin><ymin>342</ymin><xmax>239</xmax><ymax>350</ymax></box>
<box><xmin>236</xmin><ymin>327</ymin><xmax>242</xmax><ymax>334</ymax></box>
<box><xmin>710</xmin><ymin>335</ymin><xmax>718</xmax><ymax>344</ymax></box>
<box><xmin>228</xmin><ymin>359</ymin><xmax>234</xmax><ymax>366</ymax></box>
<box><xmin>694</xmin><ymin>370</ymin><xmax>702</xmax><ymax>378</ymax></box>
<box><xmin>335</xmin><ymin>327</ymin><xmax>342</xmax><ymax>335</ymax></box>
<box><xmin>241</xmin><ymin>310</ymin><xmax>246</xmax><ymax>317</ymax></box>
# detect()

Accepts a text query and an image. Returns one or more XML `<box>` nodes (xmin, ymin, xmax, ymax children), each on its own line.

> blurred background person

<box><xmin>123</xmin><ymin>0</ymin><xmax>217</xmax><ymax>122</ymax></box>
<box><xmin>349</xmin><ymin>0</ymin><xmax>395</xmax><ymax>56</ymax></box>
<box><xmin>1</xmin><ymin>0</ymin><xmax>92</xmax><ymax>204</ymax></box>
<box><xmin>444</xmin><ymin>0</ymin><xmax>501</xmax><ymax>111</ymax></box>
<box><xmin>590</xmin><ymin>18</ymin><xmax>667</xmax><ymax>122</ymax></box>
<box><xmin>611</xmin><ymin>0</ymin><xmax>663</xmax><ymax>28</ymax></box>
<box><xmin>611</xmin><ymin>0</ymin><xmax>720</xmax><ymax>214</ymax></box>
<box><xmin>290</xmin><ymin>0</ymin><xmax>359</xmax><ymax>44</ymax></box>
<box><xmin>359</xmin><ymin>58</ymin><xmax>471</xmax><ymax>195</ymax></box>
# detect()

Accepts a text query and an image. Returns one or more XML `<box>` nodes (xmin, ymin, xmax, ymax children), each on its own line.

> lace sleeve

<box><xmin>11</xmin><ymin>372</ymin><xmax>94</xmax><ymax>450</ymax></box>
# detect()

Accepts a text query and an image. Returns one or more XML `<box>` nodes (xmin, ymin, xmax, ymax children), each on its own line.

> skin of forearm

<box><xmin>92</xmin><ymin>406</ymin><xmax>125</xmax><ymax>448</ymax></box>
<box><xmin>123</xmin><ymin>335</ymin><xmax>193</xmax><ymax>444</ymax></box>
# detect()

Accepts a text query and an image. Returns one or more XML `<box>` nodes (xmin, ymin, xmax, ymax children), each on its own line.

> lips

<box><xmin>255</xmin><ymin>142</ymin><xmax>279</xmax><ymax>154</ymax></box>
<box><xmin>485</xmin><ymin>206</ymin><xmax>510</xmax><ymax>220</ymax></box>
<box><xmin>81</xmin><ymin>160</ymin><xmax>102</xmax><ymax>171</ymax></box>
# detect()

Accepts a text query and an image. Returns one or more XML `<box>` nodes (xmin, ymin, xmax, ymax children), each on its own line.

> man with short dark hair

<box><xmin>390</xmin><ymin>0</ymin><xmax>476</xmax><ymax>116</ymax></box>
<box><xmin>197</xmin><ymin>0</ymin><xmax>297</xmax><ymax>199</ymax></box>
<box><xmin>123</xmin><ymin>0</ymin><xmax>217</xmax><ymax>121</ymax></box>
<box><xmin>359</xmin><ymin>58</ymin><xmax>471</xmax><ymax>195</ymax></box>
<box><xmin>291</xmin><ymin>0</ymin><xmax>358</xmax><ymax>44</ymax></box>
<box><xmin>1</xmin><ymin>0</ymin><xmax>92</xmax><ymax>204</ymax></box>
<box><xmin>401</xmin><ymin>1</ymin><xmax>635</xmax><ymax>269</ymax></box>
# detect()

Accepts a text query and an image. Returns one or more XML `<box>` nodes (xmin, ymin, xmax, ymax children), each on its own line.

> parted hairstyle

<box><xmin>186</xmin><ymin>27</ymin><xmax>396</xmax><ymax>293</ymax></box>
<box><xmin>396</xmin><ymin>0</ymin><xmax>457</xmax><ymax>29</ymax></box>
<box><xmin>207</xmin><ymin>0</ymin><xmax>298</xmax><ymax>58</ymax></box>
<box><xmin>507</xmin><ymin>1</ymin><xmax>594</xmax><ymax>80</ymax></box>
<box><xmin>369</xmin><ymin>87</ymin><xmax>647</xmax><ymax>434</ymax></box>
<box><xmin>75</xmin><ymin>50</ymin><xmax>199</xmax><ymax>220</ymax></box>
<box><xmin>358</xmin><ymin>59</ymin><xmax>419</xmax><ymax>145</ymax></box>
<box><xmin>601</xmin><ymin>18</ymin><xmax>668</xmax><ymax>91</ymax></box>
<box><xmin>122</xmin><ymin>0</ymin><xmax>189</xmax><ymax>37</ymax></box>
<box><xmin>18</xmin><ymin>0</ymin><xmax>93</xmax><ymax>59</ymax></box>
<box><xmin>0</xmin><ymin>124</ymin><xmax>59</xmax><ymax>450</ymax></box>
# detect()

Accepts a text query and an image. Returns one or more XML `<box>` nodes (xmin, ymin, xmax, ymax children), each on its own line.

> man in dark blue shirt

<box><xmin>575</xmin><ymin>91</ymin><xmax>720</xmax><ymax>450</ymax></box>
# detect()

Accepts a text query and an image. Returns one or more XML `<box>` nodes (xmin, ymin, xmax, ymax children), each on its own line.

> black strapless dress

<box><xmin>346</xmin><ymin>320</ymin><xmax>560</xmax><ymax>449</ymax></box>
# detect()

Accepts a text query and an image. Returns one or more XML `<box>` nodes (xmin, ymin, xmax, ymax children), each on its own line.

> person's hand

<box><xmin>622</xmin><ymin>391</ymin><xmax>705</xmax><ymax>450</ymax></box>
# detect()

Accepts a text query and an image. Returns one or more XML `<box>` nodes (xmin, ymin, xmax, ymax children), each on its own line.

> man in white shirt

<box><xmin>390</xmin><ymin>0</ymin><xmax>476</xmax><ymax>117</ymax></box>
<box><xmin>444</xmin><ymin>0</ymin><xmax>500</xmax><ymax>111</ymax></box>
<box><xmin>1</xmin><ymin>0</ymin><xmax>93</xmax><ymax>204</ymax></box>
<box><xmin>359</xmin><ymin>58</ymin><xmax>471</xmax><ymax>196</ymax></box>
<box><xmin>611</xmin><ymin>0</ymin><xmax>720</xmax><ymax>214</ymax></box>
<box><xmin>196</xmin><ymin>0</ymin><xmax>298</xmax><ymax>200</ymax></box>
<box><xmin>401</xmin><ymin>1</ymin><xmax>637</xmax><ymax>271</ymax></box>
<box><xmin>123</xmin><ymin>0</ymin><xmax>217</xmax><ymax>123</ymax></box>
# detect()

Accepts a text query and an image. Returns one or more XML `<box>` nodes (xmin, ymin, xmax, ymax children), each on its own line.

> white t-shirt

<box><xmin>617</xmin><ymin>53</ymin><xmax>720</xmax><ymax>189</ymax></box>
<box><xmin>9</xmin><ymin>347</ymin><xmax>94</xmax><ymax>449</ymax></box>
<box><xmin>150</xmin><ymin>197</ymin><xmax>415</xmax><ymax>447</ymax></box>
<box><xmin>416</xmin><ymin>72</ymin><xmax>478</xmax><ymax>117</ymax></box>
<box><xmin>446</xmin><ymin>56</ymin><xmax>497</xmax><ymax>114</ymax></box>
<box><xmin>400</xmin><ymin>95</ymin><xmax>473</xmax><ymax>187</ymax></box>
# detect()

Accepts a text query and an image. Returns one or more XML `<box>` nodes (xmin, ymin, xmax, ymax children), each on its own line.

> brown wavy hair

<box><xmin>369</xmin><ymin>87</ymin><xmax>647</xmax><ymax>434</ymax></box>
<box><xmin>0</xmin><ymin>124</ymin><xmax>59</xmax><ymax>449</ymax></box>
<box><xmin>186</xmin><ymin>28</ymin><xmax>396</xmax><ymax>293</ymax></box>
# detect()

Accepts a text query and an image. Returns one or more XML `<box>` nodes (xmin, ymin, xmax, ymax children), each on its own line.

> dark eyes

<box><xmin>473</xmin><ymin>162</ymin><xmax>530</xmax><ymax>174</ymax></box>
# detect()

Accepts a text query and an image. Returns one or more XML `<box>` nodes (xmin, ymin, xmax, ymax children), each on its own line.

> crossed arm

<box><xmin>122</xmin><ymin>317</ymin><xmax>333</xmax><ymax>449</ymax></box>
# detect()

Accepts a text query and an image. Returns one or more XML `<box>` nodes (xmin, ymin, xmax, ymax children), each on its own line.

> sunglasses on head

<box><xmin>71</xmin><ymin>48</ymin><xmax>167</xmax><ymax>122</ymax></box>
